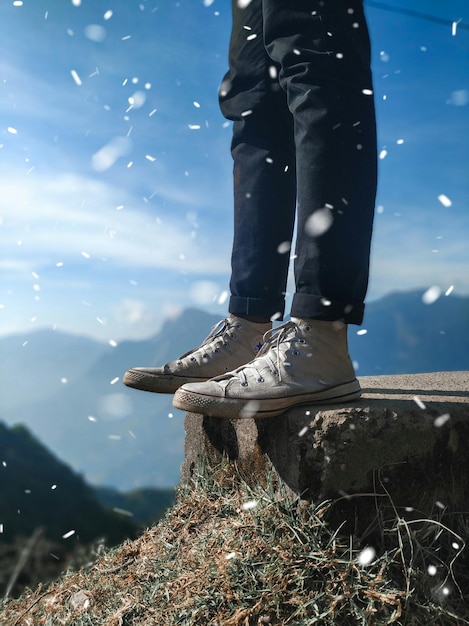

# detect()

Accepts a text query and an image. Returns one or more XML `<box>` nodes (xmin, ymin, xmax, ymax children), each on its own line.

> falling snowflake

<box><xmin>62</xmin><ymin>529</ymin><xmax>76</xmax><ymax>539</ymax></box>
<box><xmin>305</xmin><ymin>207</ymin><xmax>333</xmax><ymax>237</ymax></box>
<box><xmin>241</xmin><ymin>500</ymin><xmax>258</xmax><ymax>511</ymax></box>
<box><xmin>437</xmin><ymin>194</ymin><xmax>452</xmax><ymax>207</ymax></box>
<box><xmin>70</xmin><ymin>69</ymin><xmax>82</xmax><ymax>86</ymax></box>
<box><xmin>422</xmin><ymin>285</ymin><xmax>441</xmax><ymax>305</ymax></box>
<box><xmin>357</xmin><ymin>546</ymin><xmax>376</xmax><ymax>566</ymax></box>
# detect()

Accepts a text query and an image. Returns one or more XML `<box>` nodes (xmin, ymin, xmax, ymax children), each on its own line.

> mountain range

<box><xmin>1</xmin><ymin>290</ymin><xmax>468</xmax><ymax>491</ymax></box>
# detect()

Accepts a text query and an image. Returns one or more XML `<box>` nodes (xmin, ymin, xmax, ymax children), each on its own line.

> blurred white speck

<box><xmin>298</xmin><ymin>426</ymin><xmax>309</xmax><ymax>437</ymax></box>
<box><xmin>447</xmin><ymin>89</ymin><xmax>469</xmax><ymax>107</ymax></box>
<box><xmin>70</xmin><ymin>69</ymin><xmax>82</xmax><ymax>86</ymax></box>
<box><xmin>357</xmin><ymin>546</ymin><xmax>376</xmax><ymax>566</ymax></box>
<box><xmin>237</xmin><ymin>0</ymin><xmax>253</xmax><ymax>7</ymax></box>
<box><xmin>437</xmin><ymin>194</ymin><xmax>452</xmax><ymax>207</ymax></box>
<box><xmin>241</xmin><ymin>500</ymin><xmax>258</xmax><ymax>511</ymax></box>
<box><xmin>305</xmin><ymin>207</ymin><xmax>333</xmax><ymax>237</ymax></box>
<box><xmin>240</xmin><ymin>400</ymin><xmax>260</xmax><ymax>419</ymax></box>
<box><xmin>452</xmin><ymin>20</ymin><xmax>460</xmax><ymax>36</ymax></box>
<box><xmin>7</xmin><ymin>127</ymin><xmax>18</xmax><ymax>135</ymax></box>
<box><xmin>92</xmin><ymin>136</ymin><xmax>132</xmax><ymax>171</ymax></box>
<box><xmin>145</xmin><ymin>154</ymin><xmax>157</xmax><ymax>162</ymax></box>
<box><xmin>362</xmin><ymin>88</ymin><xmax>373</xmax><ymax>96</ymax></box>
<box><xmin>357</xmin><ymin>329</ymin><xmax>367</xmax><ymax>336</ymax></box>
<box><xmin>434</xmin><ymin>413</ymin><xmax>450</xmax><ymax>428</ymax></box>
<box><xmin>396</xmin><ymin>138</ymin><xmax>404</xmax><ymax>145</ymax></box>
<box><xmin>435</xmin><ymin>500</ymin><xmax>445</xmax><ymax>510</ymax></box>
<box><xmin>218</xmin><ymin>290</ymin><xmax>229</xmax><ymax>305</ymax></box>
<box><xmin>428</xmin><ymin>564</ymin><xmax>437</xmax><ymax>576</ymax></box>
<box><xmin>104</xmin><ymin>9</ymin><xmax>113</xmax><ymax>19</ymax></box>
<box><xmin>110</xmin><ymin>377</ymin><xmax>119</xmax><ymax>385</ymax></box>
<box><xmin>379</xmin><ymin>50</ymin><xmax>390</xmax><ymax>62</ymax></box>
<box><xmin>379</xmin><ymin>149</ymin><xmax>387</xmax><ymax>160</ymax></box>
<box><xmin>413</xmin><ymin>396</ymin><xmax>426</xmax><ymax>410</ymax></box>
<box><xmin>277</xmin><ymin>241</ymin><xmax>291</xmax><ymax>254</ymax></box>
<box><xmin>128</xmin><ymin>91</ymin><xmax>146</xmax><ymax>108</ymax></box>
<box><xmin>422</xmin><ymin>285</ymin><xmax>441</xmax><ymax>305</ymax></box>
<box><xmin>168</xmin><ymin>413</ymin><xmax>174</xmax><ymax>419</ymax></box>
<box><xmin>113</xmin><ymin>507</ymin><xmax>133</xmax><ymax>517</ymax></box>
<box><xmin>225</xmin><ymin>551</ymin><xmax>236</xmax><ymax>560</ymax></box>
<box><xmin>188</xmin><ymin>124</ymin><xmax>201</xmax><ymax>130</ymax></box>
<box><xmin>62</xmin><ymin>530</ymin><xmax>75</xmax><ymax>539</ymax></box>
<box><xmin>109</xmin><ymin>340</ymin><xmax>118</xmax><ymax>347</ymax></box>
<box><xmin>60</xmin><ymin>377</ymin><xmax>68</xmax><ymax>384</ymax></box>
<box><xmin>193</xmin><ymin>101</ymin><xmax>201</xmax><ymax>108</ymax></box>
<box><xmin>84</xmin><ymin>24</ymin><xmax>106</xmax><ymax>42</ymax></box>
<box><xmin>88</xmin><ymin>415</ymin><xmax>97</xmax><ymax>422</ymax></box>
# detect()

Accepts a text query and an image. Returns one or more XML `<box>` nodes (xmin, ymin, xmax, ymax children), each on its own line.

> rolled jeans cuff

<box><xmin>291</xmin><ymin>293</ymin><xmax>365</xmax><ymax>325</ymax></box>
<box><xmin>229</xmin><ymin>295</ymin><xmax>286</xmax><ymax>321</ymax></box>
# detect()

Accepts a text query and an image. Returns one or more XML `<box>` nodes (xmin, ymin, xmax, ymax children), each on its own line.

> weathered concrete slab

<box><xmin>181</xmin><ymin>372</ymin><xmax>468</xmax><ymax>535</ymax></box>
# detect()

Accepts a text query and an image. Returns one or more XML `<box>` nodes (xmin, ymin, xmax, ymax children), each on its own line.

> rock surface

<box><xmin>181</xmin><ymin>372</ymin><xmax>469</xmax><ymax>535</ymax></box>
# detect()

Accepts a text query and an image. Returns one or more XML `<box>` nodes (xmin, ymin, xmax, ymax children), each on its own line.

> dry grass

<box><xmin>1</xmin><ymin>461</ymin><xmax>467</xmax><ymax>626</ymax></box>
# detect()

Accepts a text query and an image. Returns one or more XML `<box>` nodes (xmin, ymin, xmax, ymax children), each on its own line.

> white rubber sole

<box><xmin>173</xmin><ymin>379</ymin><xmax>361</xmax><ymax>419</ymax></box>
<box><xmin>123</xmin><ymin>369</ymin><xmax>209</xmax><ymax>394</ymax></box>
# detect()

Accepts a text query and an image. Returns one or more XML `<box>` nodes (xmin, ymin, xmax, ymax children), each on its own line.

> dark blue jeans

<box><xmin>220</xmin><ymin>0</ymin><xmax>377</xmax><ymax>325</ymax></box>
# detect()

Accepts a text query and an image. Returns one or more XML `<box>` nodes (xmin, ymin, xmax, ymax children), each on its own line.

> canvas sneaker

<box><xmin>123</xmin><ymin>315</ymin><xmax>271</xmax><ymax>394</ymax></box>
<box><xmin>173</xmin><ymin>318</ymin><xmax>361</xmax><ymax>418</ymax></box>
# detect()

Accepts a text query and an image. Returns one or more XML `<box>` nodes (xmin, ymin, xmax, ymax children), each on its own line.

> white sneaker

<box><xmin>123</xmin><ymin>316</ymin><xmax>271</xmax><ymax>393</ymax></box>
<box><xmin>173</xmin><ymin>318</ymin><xmax>361</xmax><ymax>418</ymax></box>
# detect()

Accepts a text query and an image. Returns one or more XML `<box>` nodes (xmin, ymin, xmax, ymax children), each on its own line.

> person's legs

<box><xmin>220</xmin><ymin>0</ymin><xmax>297</xmax><ymax>322</ymax></box>
<box><xmin>263</xmin><ymin>0</ymin><xmax>377</xmax><ymax>324</ymax></box>
<box><xmin>173</xmin><ymin>0</ymin><xmax>378</xmax><ymax>417</ymax></box>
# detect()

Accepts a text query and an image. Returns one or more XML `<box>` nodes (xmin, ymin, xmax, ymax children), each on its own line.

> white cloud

<box><xmin>0</xmin><ymin>171</ymin><xmax>231</xmax><ymax>275</ymax></box>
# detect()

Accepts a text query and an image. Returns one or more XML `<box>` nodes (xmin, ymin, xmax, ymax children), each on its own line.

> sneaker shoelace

<box><xmin>176</xmin><ymin>317</ymin><xmax>240</xmax><ymax>363</ymax></box>
<box><xmin>235</xmin><ymin>320</ymin><xmax>301</xmax><ymax>385</ymax></box>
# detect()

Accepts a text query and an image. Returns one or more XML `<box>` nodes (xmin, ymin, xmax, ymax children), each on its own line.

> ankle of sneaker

<box><xmin>291</xmin><ymin>317</ymin><xmax>346</xmax><ymax>331</ymax></box>
<box><xmin>229</xmin><ymin>314</ymin><xmax>271</xmax><ymax>329</ymax></box>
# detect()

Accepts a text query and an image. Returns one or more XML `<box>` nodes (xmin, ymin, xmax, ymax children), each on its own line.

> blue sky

<box><xmin>0</xmin><ymin>0</ymin><xmax>468</xmax><ymax>342</ymax></box>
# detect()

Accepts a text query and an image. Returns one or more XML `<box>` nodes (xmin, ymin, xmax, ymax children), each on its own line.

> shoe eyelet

<box><xmin>229</xmin><ymin>333</ymin><xmax>235</xmax><ymax>338</ymax></box>
<box><xmin>257</xmin><ymin>377</ymin><xmax>264</xmax><ymax>383</ymax></box>
<box><xmin>292</xmin><ymin>350</ymin><xmax>300</xmax><ymax>356</ymax></box>
<box><xmin>298</xmin><ymin>338</ymin><xmax>306</xmax><ymax>344</ymax></box>
<box><xmin>202</xmin><ymin>353</ymin><xmax>209</xmax><ymax>359</ymax></box>
<box><xmin>190</xmin><ymin>357</ymin><xmax>197</xmax><ymax>362</ymax></box>
<box><xmin>214</xmin><ymin>348</ymin><xmax>220</xmax><ymax>354</ymax></box>
<box><xmin>304</xmin><ymin>325</ymin><xmax>311</xmax><ymax>331</ymax></box>
<box><xmin>241</xmin><ymin>382</ymin><xmax>248</xmax><ymax>387</ymax></box>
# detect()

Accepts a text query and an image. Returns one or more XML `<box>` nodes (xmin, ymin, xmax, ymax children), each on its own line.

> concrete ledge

<box><xmin>181</xmin><ymin>372</ymin><xmax>469</xmax><ymax>534</ymax></box>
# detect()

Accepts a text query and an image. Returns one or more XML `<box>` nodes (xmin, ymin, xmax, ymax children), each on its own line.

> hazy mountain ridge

<box><xmin>1</xmin><ymin>292</ymin><xmax>468</xmax><ymax>491</ymax></box>
<box><xmin>0</xmin><ymin>421</ymin><xmax>174</xmax><ymax>598</ymax></box>
<box><xmin>0</xmin><ymin>421</ymin><xmax>137</xmax><ymax>546</ymax></box>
